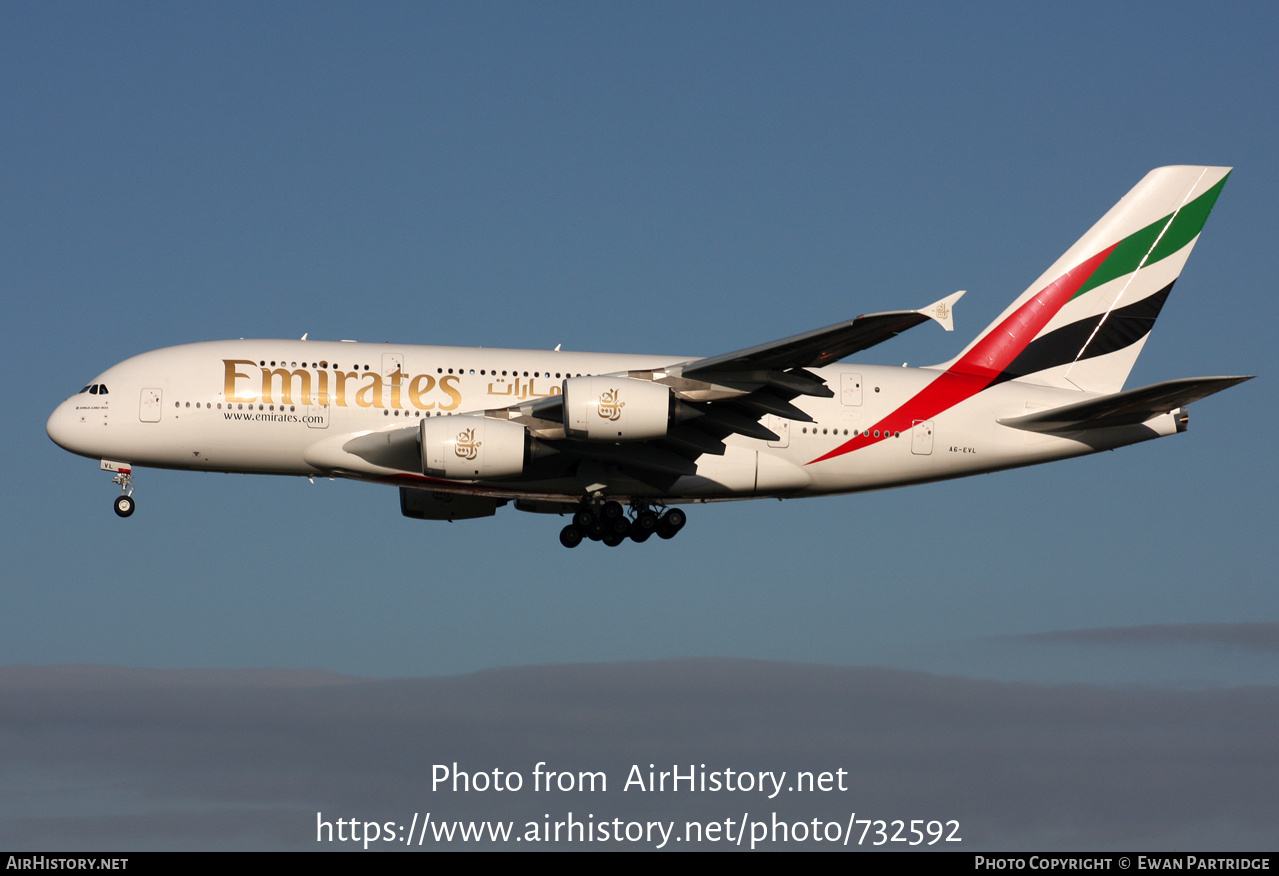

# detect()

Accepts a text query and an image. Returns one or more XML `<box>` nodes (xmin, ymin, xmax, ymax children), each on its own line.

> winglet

<box><xmin>918</xmin><ymin>290</ymin><xmax>965</xmax><ymax>332</ymax></box>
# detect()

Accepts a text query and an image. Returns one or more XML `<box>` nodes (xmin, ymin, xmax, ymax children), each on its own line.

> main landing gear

<box><xmin>559</xmin><ymin>501</ymin><xmax>686</xmax><ymax>548</ymax></box>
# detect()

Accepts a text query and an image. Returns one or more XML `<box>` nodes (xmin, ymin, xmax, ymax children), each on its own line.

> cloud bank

<box><xmin>1003</xmin><ymin>623</ymin><xmax>1279</xmax><ymax>651</ymax></box>
<box><xmin>1</xmin><ymin>660</ymin><xmax>1275</xmax><ymax>850</ymax></box>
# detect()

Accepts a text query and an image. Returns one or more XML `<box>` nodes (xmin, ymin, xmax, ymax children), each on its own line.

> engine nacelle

<box><xmin>562</xmin><ymin>376</ymin><xmax>674</xmax><ymax>441</ymax></box>
<box><xmin>420</xmin><ymin>416</ymin><xmax>528</xmax><ymax>479</ymax></box>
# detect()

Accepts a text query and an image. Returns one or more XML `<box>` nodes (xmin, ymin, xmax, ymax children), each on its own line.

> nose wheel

<box><xmin>108</xmin><ymin>465</ymin><xmax>136</xmax><ymax>518</ymax></box>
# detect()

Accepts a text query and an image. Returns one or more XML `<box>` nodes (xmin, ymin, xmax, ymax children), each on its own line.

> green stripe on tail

<box><xmin>1073</xmin><ymin>172</ymin><xmax>1229</xmax><ymax>300</ymax></box>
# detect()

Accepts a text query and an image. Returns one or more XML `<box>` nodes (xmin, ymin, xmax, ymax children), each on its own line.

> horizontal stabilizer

<box><xmin>998</xmin><ymin>376</ymin><xmax>1252</xmax><ymax>433</ymax></box>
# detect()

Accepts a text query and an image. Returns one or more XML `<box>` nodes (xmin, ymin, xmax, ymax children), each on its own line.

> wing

<box><xmin>452</xmin><ymin>291</ymin><xmax>967</xmax><ymax>491</ymax></box>
<box><xmin>305</xmin><ymin>292</ymin><xmax>966</xmax><ymax>492</ymax></box>
<box><xmin>681</xmin><ymin>289</ymin><xmax>964</xmax><ymax>380</ymax></box>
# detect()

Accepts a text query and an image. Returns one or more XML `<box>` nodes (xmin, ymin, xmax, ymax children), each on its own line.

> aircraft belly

<box><xmin>793</xmin><ymin>390</ymin><xmax>1072</xmax><ymax>493</ymax></box>
<box><xmin>669</xmin><ymin>445</ymin><xmax>810</xmax><ymax>497</ymax></box>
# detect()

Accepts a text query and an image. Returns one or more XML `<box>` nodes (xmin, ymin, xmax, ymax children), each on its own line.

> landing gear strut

<box><xmin>559</xmin><ymin>500</ymin><xmax>685</xmax><ymax>548</ymax></box>
<box><xmin>110</xmin><ymin>467</ymin><xmax>135</xmax><ymax>518</ymax></box>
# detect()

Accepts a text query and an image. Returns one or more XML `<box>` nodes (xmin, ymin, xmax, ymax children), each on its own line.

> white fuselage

<box><xmin>46</xmin><ymin>339</ymin><xmax>1177</xmax><ymax>504</ymax></box>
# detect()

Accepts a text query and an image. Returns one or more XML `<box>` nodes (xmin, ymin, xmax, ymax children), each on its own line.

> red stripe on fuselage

<box><xmin>808</xmin><ymin>243</ymin><xmax>1118</xmax><ymax>465</ymax></box>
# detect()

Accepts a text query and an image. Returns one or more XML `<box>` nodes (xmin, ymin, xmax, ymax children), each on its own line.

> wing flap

<box><xmin>548</xmin><ymin>441</ymin><xmax>699</xmax><ymax>477</ymax></box>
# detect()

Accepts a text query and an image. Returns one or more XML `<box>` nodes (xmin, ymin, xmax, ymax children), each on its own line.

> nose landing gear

<box><xmin>103</xmin><ymin>460</ymin><xmax>136</xmax><ymax>518</ymax></box>
<box><xmin>559</xmin><ymin>501</ymin><xmax>686</xmax><ymax>548</ymax></box>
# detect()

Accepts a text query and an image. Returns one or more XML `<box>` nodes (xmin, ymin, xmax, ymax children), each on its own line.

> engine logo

<box><xmin>597</xmin><ymin>388</ymin><xmax>625</xmax><ymax>421</ymax></box>
<box><xmin>454</xmin><ymin>427</ymin><xmax>482</xmax><ymax>460</ymax></box>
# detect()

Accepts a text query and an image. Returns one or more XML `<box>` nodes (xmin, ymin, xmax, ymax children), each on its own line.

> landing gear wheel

<box><xmin>573</xmin><ymin>508</ymin><xmax>596</xmax><ymax>530</ymax></box>
<box><xmin>559</xmin><ymin>525</ymin><xmax>583</xmax><ymax>548</ymax></box>
<box><xmin>634</xmin><ymin>510</ymin><xmax>659</xmax><ymax>535</ymax></box>
<box><xmin>601</xmin><ymin>501</ymin><xmax>625</xmax><ymax>521</ymax></box>
<box><xmin>602</xmin><ymin>532</ymin><xmax>625</xmax><ymax>547</ymax></box>
<box><xmin>630</xmin><ymin>510</ymin><xmax>658</xmax><ymax>542</ymax></box>
<box><xmin>657</xmin><ymin>507</ymin><xmax>686</xmax><ymax>539</ymax></box>
<box><xmin>109</xmin><ymin>467</ymin><xmax>136</xmax><ymax>518</ymax></box>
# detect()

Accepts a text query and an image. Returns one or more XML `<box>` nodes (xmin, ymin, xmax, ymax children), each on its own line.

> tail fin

<box><xmin>937</xmin><ymin>166</ymin><xmax>1231</xmax><ymax>394</ymax></box>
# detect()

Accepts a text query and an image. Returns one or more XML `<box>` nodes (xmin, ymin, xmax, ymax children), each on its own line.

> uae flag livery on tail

<box><xmin>811</xmin><ymin>166</ymin><xmax>1234</xmax><ymax>465</ymax></box>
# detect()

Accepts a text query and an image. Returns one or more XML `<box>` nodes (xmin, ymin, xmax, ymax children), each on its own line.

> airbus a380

<box><xmin>48</xmin><ymin>166</ymin><xmax>1250</xmax><ymax>548</ymax></box>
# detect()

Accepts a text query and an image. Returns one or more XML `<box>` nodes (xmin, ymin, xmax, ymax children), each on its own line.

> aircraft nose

<box><xmin>46</xmin><ymin>399</ymin><xmax>74</xmax><ymax>450</ymax></box>
<box><xmin>47</xmin><ymin>397</ymin><xmax>100</xmax><ymax>457</ymax></box>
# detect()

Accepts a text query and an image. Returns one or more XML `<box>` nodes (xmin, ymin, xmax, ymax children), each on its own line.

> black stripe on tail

<box><xmin>990</xmin><ymin>282</ymin><xmax>1173</xmax><ymax>387</ymax></box>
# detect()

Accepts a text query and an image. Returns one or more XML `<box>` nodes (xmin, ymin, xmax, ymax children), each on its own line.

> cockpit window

<box><xmin>80</xmin><ymin>384</ymin><xmax>109</xmax><ymax>395</ymax></box>
<box><xmin>98</xmin><ymin>385</ymin><xmax>108</xmax><ymax>394</ymax></box>
<box><xmin>89</xmin><ymin>385</ymin><xmax>99</xmax><ymax>395</ymax></box>
<box><xmin>79</xmin><ymin>386</ymin><xmax>91</xmax><ymax>394</ymax></box>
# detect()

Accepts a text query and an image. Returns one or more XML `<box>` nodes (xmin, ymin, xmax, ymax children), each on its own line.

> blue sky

<box><xmin>8</xmin><ymin>1</ymin><xmax>1274</xmax><ymax>680</ymax></box>
<box><xmin>2</xmin><ymin>3</ymin><xmax>1277</xmax><ymax>849</ymax></box>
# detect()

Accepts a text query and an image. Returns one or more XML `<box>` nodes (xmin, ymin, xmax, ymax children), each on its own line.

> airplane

<box><xmin>47</xmin><ymin>165</ymin><xmax>1251</xmax><ymax>548</ymax></box>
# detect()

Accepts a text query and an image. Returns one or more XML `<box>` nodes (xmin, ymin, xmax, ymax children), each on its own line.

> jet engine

<box><xmin>562</xmin><ymin>376</ymin><xmax>692</xmax><ymax>441</ymax></box>
<box><xmin>420</xmin><ymin>417</ymin><xmax>529</xmax><ymax>479</ymax></box>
